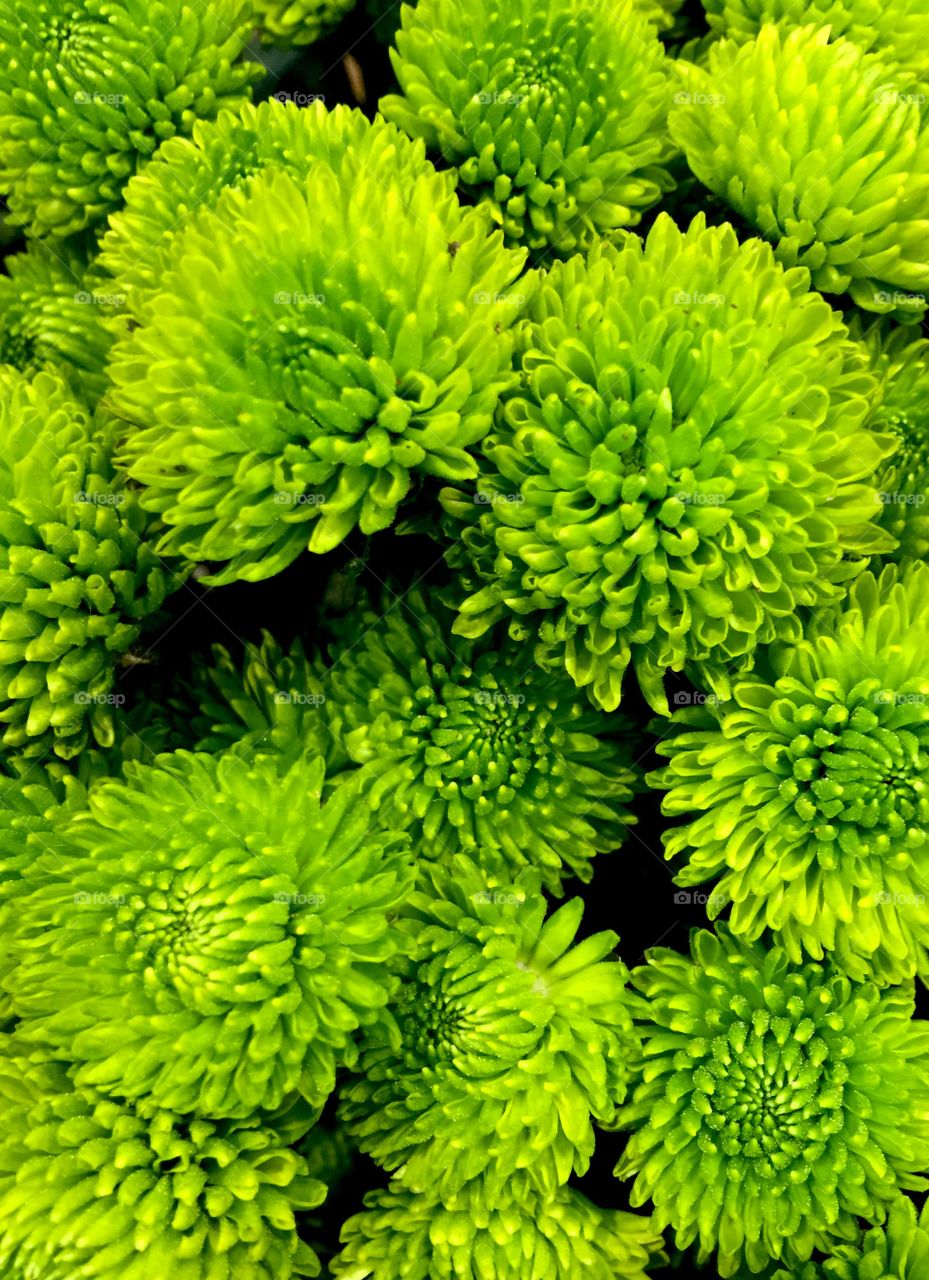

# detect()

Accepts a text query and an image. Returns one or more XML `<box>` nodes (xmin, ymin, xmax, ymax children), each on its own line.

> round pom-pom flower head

<box><xmin>0</xmin><ymin>238</ymin><xmax>115</xmax><ymax>404</ymax></box>
<box><xmin>326</xmin><ymin>585</ymin><xmax>638</xmax><ymax>892</ymax></box>
<box><xmin>382</xmin><ymin>0</ymin><xmax>675</xmax><ymax>256</ymax></box>
<box><xmin>168</xmin><ymin>631</ymin><xmax>349</xmax><ymax>772</ymax></box>
<box><xmin>699</xmin><ymin>0</ymin><xmax>929</xmax><ymax>94</ymax></box>
<box><xmin>616</xmin><ymin>927</ymin><xmax>929</xmax><ymax>1276</ymax></box>
<box><xmin>0</xmin><ymin>0</ymin><xmax>258</xmax><ymax>239</ymax></box>
<box><xmin>3</xmin><ymin>751</ymin><xmax>412</xmax><ymax>1117</ymax></box>
<box><xmin>100</xmin><ymin>101</ymin><xmax>440</xmax><ymax>324</ymax></box>
<box><xmin>331</xmin><ymin>1185</ymin><xmax>667</xmax><ymax>1280</ymax></box>
<box><xmin>443</xmin><ymin>214</ymin><xmax>893</xmax><ymax>712</ymax></box>
<box><xmin>670</xmin><ymin>25</ymin><xmax>929</xmax><ymax>317</ymax></box>
<box><xmin>108</xmin><ymin>144</ymin><xmax>529</xmax><ymax>581</ymax></box>
<box><xmin>0</xmin><ymin>1035</ymin><xmax>325</xmax><ymax>1279</ymax></box>
<box><xmin>651</xmin><ymin>562</ymin><xmax>929</xmax><ymax>984</ymax></box>
<box><xmin>341</xmin><ymin>856</ymin><xmax>636</xmax><ymax>1202</ymax></box>
<box><xmin>0</xmin><ymin>367</ymin><xmax>172</xmax><ymax>762</ymax></box>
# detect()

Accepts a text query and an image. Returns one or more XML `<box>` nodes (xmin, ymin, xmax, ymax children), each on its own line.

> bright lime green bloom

<box><xmin>100</xmin><ymin>101</ymin><xmax>439</xmax><ymax>324</ymax></box>
<box><xmin>699</xmin><ymin>0</ymin><xmax>929</xmax><ymax>92</ymax></box>
<box><xmin>616</xmin><ymin>927</ymin><xmax>929</xmax><ymax>1276</ymax></box>
<box><xmin>0</xmin><ymin>367</ymin><xmax>173</xmax><ymax>762</ymax></box>
<box><xmin>108</xmin><ymin>158</ymin><xmax>529</xmax><ymax>582</ymax></box>
<box><xmin>0</xmin><ymin>238</ymin><xmax>114</xmax><ymax>404</ymax></box>
<box><xmin>760</xmin><ymin>1197</ymin><xmax>929</xmax><ymax>1278</ymax></box>
<box><xmin>381</xmin><ymin>0</ymin><xmax>675</xmax><ymax>256</ymax></box>
<box><xmin>443</xmin><ymin>214</ymin><xmax>893</xmax><ymax>713</ymax></box>
<box><xmin>0</xmin><ymin>0</ymin><xmax>258</xmax><ymax>239</ymax></box>
<box><xmin>670</xmin><ymin>26</ymin><xmax>929</xmax><ymax>318</ymax></box>
<box><xmin>172</xmin><ymin>632</ymin><xmax>349</xmax><ymax>772</ymax></box>
<box><xmin>341</xmin><ymin>856</ymin><xmax>635</xmax><ymax>1202</ymax></box>
<box><xmin>331</xmin><ymin>1185</ymin><xmax>667</xmax><ymax>1279</ymax></box>
<box><xmin>253</xmin><ymin>0</ymin><xmax>357</xmax><ymax>44</ymax></box>
<box><xmin>326</xmin><ymin>586</ymin><xmax>638</xmax><ymax>892</ymax></box>
<box><xmin>651</xmin><ymin>564</ymin><xmax>929</xmax><ymax>984</ymax></box>
<box><xmin>0</xmin><ymin>1035</ymin><xmax>325</xmax><ymax>1279</ymax></box>
<box><xmin>855</xmin><ymin>320</ymin><xmax>929</xmax><ymax>561</ymax></box>
<box><xmin>3</xmin><ymin>752</ymin><xmax>412</xmax><ymax>1116</ymax></box>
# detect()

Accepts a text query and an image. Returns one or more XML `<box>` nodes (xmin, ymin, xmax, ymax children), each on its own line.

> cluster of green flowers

<box><xmin>0</xmin><ymin>0</ymin><xmax>927</xmax><ymax>1274</ymax></box>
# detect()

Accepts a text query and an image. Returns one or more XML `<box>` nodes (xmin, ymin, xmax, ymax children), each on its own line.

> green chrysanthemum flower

<box><xmin>616</xmin><ymin>927</ymin><xmax>929</xmax><ymax>1276</ymax></box>
<box><xmin>651</xmin><ymin>563</ymin><xmax>929</xmax><ymax>984</ymax></box>
<box><xmin>669</xmin><ymin>26</ymin><xmax>929</xmax><ymax>318</ymax></box>
<box><xmin>699</xmin><ymin>0</ymin><xmax>929</xmax><ymax>93</ymax></box>
<box><xmin>0</xmin><ymin>0</ymin><xmax>259</xmax><ymax>239</ymax></box>
<box><xmin>100</xmin><ymin>101</ymin><xmax>439</xmax><ymax>324</ymax></box>
<box><xmin>331</xmin><ymin>1185</ymin><xmax>667</xmax><ymax>1279</ymax></box>
<box><xmin>0</xmin><ymin>1035</ymin><xmax>325</xmax><ymax>1279</ymax></box>
<box><xmin>326</xmin><ymin>585</ymin><xmax>638</xmax><ymax>893</ymax></box>
<box><xmin>0</xmin><ymin>237</ymin><xmax>115</xmax><ymax>404</ymax></box>
<box><xmin>3</xmin><ymin>751</ymin><xmax>412</xmax><ymax>1116</ymax></box>
<box><xmin>762</xmin><ymin>1196</ymin><xmax>929</xmax><ymax>1278</ymax></box>
<box><xmin>381</xmin><ymin>0</ymin><xmax>675</xmax><ymax>256</ymax></box>
<box><xmin>0</xmin><ymin>366</ymin><xmax>173</xmax><ymax>762</ymax></box>
<box><xmin>854</xmin><ymin>320</ymin><xmax>929</xmax><ymax>561</ymax></box>
<box><xmin>442</xmin><ymin>214</ymin><xmax>893</xmax><ymax>713</ymax></box>
<box><xmin>107</xmin><ymin>154</ymin><xmax>528</xmax><ymax>581</ymax></box>
<box><xmin>340</xmin><ymin>856</ymin><xmax>635</xmax><ymax>1202</ymax></box>
<box><xmin>253</xmin><ymin>0</ymin><xmax>357</xmax><ymax>44</ymax></box>
<box><xmin>170</xmin><ymin>632</ymin><xmax>349</xmax><ymax>772</ymax></box>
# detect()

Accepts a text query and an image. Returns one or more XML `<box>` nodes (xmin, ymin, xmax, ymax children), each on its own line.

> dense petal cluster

<box><xmin>669</xmin><ymin>26</ymin><xmax>929</xmax><ymax>317</ymax></box>
<box><xmin>856</xmin><ymin>320</ymin><xmax>929</xmax><ymax>560</ymax></box>
<box><xmin>0</xmin><ymin>238</ymin><xmax>115</xmax><ymax>403</ymax></box>
<box><xmin>0</xmin><ymin>367</ymin><xmax>173</xmax><ymax>761</ymax></box>
<box><xmin>651</xmin><ymin>563</ymin><xmax>929</xmax><ymax>983</ymax></box>
<box><xmin>762</xmin><ymin>1196</ymin><xmax>929</xmax><ymax>1278</ymax></box>
<box><xmin>381</xmin><ymin>0</ymin><xmax>675</xmax><ymax>256</ymax></box>
<box><xmin>0</xmin><ymin>0</ymin><xmax>258</xmax><ymax>239</ymax></box>
<box><xmin>171</xmin><ymin>632</ymin><xmax>349</xmax><ymax>772</ymax></box>
<box><xmin>331</xmin><ymin>1185</ymin><xmax>667</xmax><ymax>1280</ymax></box>
<box><xmin>100</xmin><ymin>101</ymin><xmax>439</xmax><ymax>323</ymax></box>
<box><xmin>108</xmin><ymin>143</ymin><xmax>529</xmax><ymax>580</ymax></box>
<box><xmin>699</xmin><ymin>0</ymin><xmax>929</xmax><ymax>92</ymax></box>
<box><xmin>616</xmin><ymin>927</ymin><xmax>929</xmax><ymax>1276</ymax></box>
<box><xmin>443</xmin><ymin>214</ymin><xmax>893</xmax><ymax>712</ymax></box>
<box><xmin>2</xmin><ymin>752</ymin><xmax>412</xmax><ymax>1116</ymax></box>
<box><xmin>326</xmin><ymin>586</ymin><xmax>638</xmax><ymax>892</ymax></box>
<box><xmin>253</xmin><ymin>0</ymin><xmax>357</xmax><ymax>45</ymax></box>
<box><xmin>340</xmin><ymin>856</ymin><xmax>635</xmax><ymax>1202</ymax></box>
<box><xmin>0</xmin><ymin>1035</ymin><xmax>325</xmax><ymax>1280</ymax></box>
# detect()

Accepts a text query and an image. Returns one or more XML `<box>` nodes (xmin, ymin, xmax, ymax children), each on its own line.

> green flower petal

<box><xmin>669</xmin><ymin>25</ymin><xmax>929</xmax><ymax>317</ymax></box>
<box><xmin>331</xmin><ymin>1185</ymin><xmax>667</xmax><ymax>1279</ymax></box>
<box><xmin>443</xmin><ymin>214</ymin><xmax>894</xmax><ymax>712</ymax></box>
<box><xmin>2</xmin><ymin>752</ymin><xmax>413</xmax><ymax>1116</ymax></box>
<box><xmin>0</xmin><ymin>366</ymin><xmax>175</xmax><ymax>762</ymax></box>
<box><xmin>616</xmin><ymin>926</ymin><xmax>929</xmax><ymax>1275</ymax></box>
<box><xmin>341</xmin><ymin>855</ymin><xmax>636</xmax><ymax>1203</ymax></box>
<box><xmin>0</xmin><ymin>0</ymin><xmax>259</xmax><ymax>238</ymax></box>
<box><xmin>106</xmin><ymin>111</ymin><xmax>529</xmax><ymax>580</ymax></box>
<box><xmin>326</xmin><ymin>584</ymin><xmax>639</xmax><ymax>893</ymax></box>
<box><xmin>0</xmin><ymin>1034</ymin><xmax>325</xmax><ymax>1279</ymax></box>
<box><xmin>651</xmin><ymin>562</ymin><xmax>929</xmax><ymax>984</ymax></box>
<box><xmin>382</xmin><ymin>0</ymin><xmax>676</xmax><ymax>256</ymax></box>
